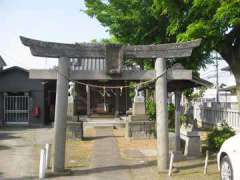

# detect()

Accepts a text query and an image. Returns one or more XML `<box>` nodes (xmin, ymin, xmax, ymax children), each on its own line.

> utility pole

<box><xmin>215</xmin><ymin>52</ymin><xmax>220</xmax><ymax>103</ymax></box>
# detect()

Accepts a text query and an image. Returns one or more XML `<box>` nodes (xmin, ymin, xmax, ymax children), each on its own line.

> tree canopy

<box><xmin>84</xmin><ymin>0</ymin><xmax>240</xmax><ymax>72</ymax></box>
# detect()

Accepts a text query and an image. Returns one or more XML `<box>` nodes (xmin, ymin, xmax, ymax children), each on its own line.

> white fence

<box><xmin>194</xmin><ymin>106</ymin><xmax>240</xmax><ymax>131</ymax></box>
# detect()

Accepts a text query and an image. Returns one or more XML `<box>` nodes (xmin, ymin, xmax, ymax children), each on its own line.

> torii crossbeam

<box><xmin>20</xmin><ymin>36</ymin><xmax>201</xmax><ymax>173</ymax></box>
<box><xmin>20</xmin><ymin>36</ymin><xmax>200</xmax><ymax>59</ymax></box>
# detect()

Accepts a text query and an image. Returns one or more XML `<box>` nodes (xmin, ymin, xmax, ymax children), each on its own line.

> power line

<box><xmin>201</xmin><ymin>69</ymin><xmax>217</xmax><ymax>77</ymax></box>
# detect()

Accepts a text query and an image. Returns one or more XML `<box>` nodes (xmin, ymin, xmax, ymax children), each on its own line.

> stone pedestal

<box><xmin>180</xmin><ymin>129</ymin><xmax>201</xmax><ymax>156</ymax></box>
<box><xmin>125</xmin><ymin>93</ymin><xmax>153</xmax><ymax>139</ymax></box>
<box><xmin>125</xmin><ymin>120</ymin><xmax>155</xmax><ymax>139</ymax></box>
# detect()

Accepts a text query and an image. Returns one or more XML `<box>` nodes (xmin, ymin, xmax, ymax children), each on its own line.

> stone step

<box><xmin>85</xmin><ymin>121</ymin><xmax>125</xmax><ymax>127</ymax></box>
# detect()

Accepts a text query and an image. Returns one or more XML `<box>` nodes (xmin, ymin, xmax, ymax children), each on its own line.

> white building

<box><xmin>200</xmin><ymin>59</ymin><xmax>237</xmax><ymax>103</ymax></box>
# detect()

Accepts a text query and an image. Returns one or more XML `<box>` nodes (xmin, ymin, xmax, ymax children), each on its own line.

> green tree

<box><xmin>84</xmin><ymin>0</ymin><xmax>240</xmax><ymax>106</ymax></box>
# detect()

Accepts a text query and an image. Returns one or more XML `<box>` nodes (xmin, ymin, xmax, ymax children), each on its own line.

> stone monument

<box><xmin>125</xmin><ymin>87</ymin><xmax>154</xmax><ymax>138</ymax></box>
<box><xmin>180</xmin><ymin>124</ymin><xmax>201</xmax><ymax>156</ymax></box>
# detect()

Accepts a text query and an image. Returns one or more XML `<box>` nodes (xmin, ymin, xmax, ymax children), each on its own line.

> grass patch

<box><xmin>113</xmin><ymin>128</ymin><xmax>219</xmax><ymax>179</ymax></box>
<box><xmin>113</xmin><ymin>127</ymin><xmax>156</xmax><ymax>149</ymax></box>
<box><xmin>32</xmin><ymin>144</ymin><xmax>42</xmax><ymax>175</ymax></box>
<box><xmin>113</xmin><ymin>127</ymin><xmax>156</xmax><ymax>160</ymax></box>
<box><xmin>33</xmin><ymin>128</ymin><xmax>96</xmax><ymax>170</ymax></box>
<box><xmin>65</xmin><ymin>128</ymin><xmax>95</xmax><ymax>168</ymax></box>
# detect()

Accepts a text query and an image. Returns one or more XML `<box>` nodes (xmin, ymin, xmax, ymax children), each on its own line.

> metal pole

<box><xmin>216</xmin><ymin>52</ymin><xmax>219</xmax><ymax>103</ymax></box>
<box><xmin>52</xmin><ymin>57</ymin><xmax>70</xmax><ymax>172</ymax></box>
<box><xmin>155</xmin><ymin>58</ymin><xmax>169</xmax><ymax>172</ymax></box>
<box><xmin>115</xmin><ymin>89</ymin><xmax>120</xmax><ymax>117</ymax></box>
<box><xmin>125</xmin><ymin>81</ymin><xmax>128</xmax><ymax>115</ymax></box>
<box><xmin>174</xmin><ymin>91</ymin><xmax>182</xmax><ymax>151</ymax></box>
<box><xmin>86</xmin><ymin>85</ymin><xmax>91</xmax><ymax>116</ymax></box>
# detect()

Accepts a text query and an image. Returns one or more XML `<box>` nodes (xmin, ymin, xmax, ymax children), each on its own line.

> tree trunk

<box><xmin>227</xmin><ymin>61</ymin><xmax>240</xmax><ymax>111</ymax></box>
<box><xmin>223</xmin><ymin>62</ymin><xmax>240</xmax><ymax>111</ymax></box>
<box><xmin>235</xmin><ymin>75</ymin><xmax>240</xmax><ymax>110</ymax></box>
<box><xmin>218</xmin><ymin>32</ymin><xmax>240</xmax><ymax>111</ymax></box>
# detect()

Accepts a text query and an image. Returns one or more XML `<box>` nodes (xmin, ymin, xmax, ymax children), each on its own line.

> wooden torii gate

<box><xmin>20</xmin><ymin>36</ymin><xmax>201</xmax><ymax>173</ymax></box>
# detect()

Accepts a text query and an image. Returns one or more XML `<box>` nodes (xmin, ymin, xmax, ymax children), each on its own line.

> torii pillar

<box><xmin>155</xmin><ymin>58</ymin><xmax>169</xmax><ymax>171</ymax></box>
<box><xmin>52</xmin><ymin>57</ymin><xmax>70</xmax><ymax>172</ymax></box>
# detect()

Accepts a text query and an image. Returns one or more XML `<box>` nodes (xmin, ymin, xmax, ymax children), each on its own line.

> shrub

<box><xmin>168</xmin><ymin>103</ymin><xmax>175</xmax><ymax>129</ymax></box>
<box><xmin>180</xmin><ymin>113</ymin><xmax>194</xmax><ymax>126</ymax></box>
<box><xmin>146</xmin><ymin>98</ymin><xmax>156</xmax><ymax>120</ymax></box>
<box><xmin>208</xmin><ymin>122</ymin><xmax>235</xmax><ymax>152</ymax></box>
<box><xmin>146</xmin><ymin>98</ymin><xmax>175</xmax><ymax>129</ymax></box>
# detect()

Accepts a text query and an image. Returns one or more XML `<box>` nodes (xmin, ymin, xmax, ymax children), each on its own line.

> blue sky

<box><xmin>0</xmin><ymin>0</ymin><xmax>235</xmax><ymax>86</ymax></box>
<box><xmin>0</xmin><ymin>0</ymin><xmax>109</xmax><ymax>69</ymax></box>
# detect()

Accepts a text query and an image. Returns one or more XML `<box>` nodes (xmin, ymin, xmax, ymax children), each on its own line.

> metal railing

<box><xmin>4</xmin><ymin>95</ymin><xmax>29</xmax><ymax>124</ymax></box>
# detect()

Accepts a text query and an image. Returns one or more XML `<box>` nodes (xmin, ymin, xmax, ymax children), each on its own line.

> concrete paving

<box><xmin>47</xmin><ymin>126</ymin><xmax>133</xmax><ymax>180</ymax></box>
<box><xmin>89</xmin><ymin>126</ymin><xmax>131</xmax><ymax>180</ymax></box>
<box><xmin>0</xmin><ymin>127</ymin><xmax>52</xmax><ymax>180</ymax></box>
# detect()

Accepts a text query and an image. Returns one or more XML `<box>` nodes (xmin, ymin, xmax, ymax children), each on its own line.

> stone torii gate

<box><xmin>20</xmin><ymin>36</ymin><xmax>201</xmax><ymax>173</ymax></box>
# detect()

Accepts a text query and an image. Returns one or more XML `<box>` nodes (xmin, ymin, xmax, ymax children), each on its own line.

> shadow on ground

<box><xmin>0</xmin><ymin>145</ymin><xmax>11</xmax><ymax>150</ymax></box>
<box><xmin>0</xmin><ymin>132</ymin><xmax>20</xmax><ymax>140</ymax></box>
<box><xmin>0</xmin><ymin>171</ymin><xmax>37</xmax><ymax>180</ymax></box>
<box><xmin>2</xmin><ymin>176</ymin><xmax>37</xmax><ymax>180</ymax></box>
<box><xmin>0</xmin><ymin>126</ymin><xmax>30</xmax><ymax>131</ymax></box>
<box><xmin>47</xmin><ymin>160</ymin><xmax>157</xmax><ymax>178</ymax></box>
<box><xmin>84</xmin><ymin>135</ymin><xmax>122</xmax><ymax>141</ymax></box>
<box><xmin>0</xmin><ymin>126</ymin><xmax>52</xmax><ymax>131</ymax></box>
<box><xmin>45</xmin><ymin>158</ymin><xmax>218</xmax><ymax>179</ymax></box>
<box><xmin>177</xmin><ymin>160</ymin><xmax>217</xmax><ymax>171</ymax></box>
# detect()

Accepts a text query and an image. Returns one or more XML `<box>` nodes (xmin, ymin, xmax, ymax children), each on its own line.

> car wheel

<box><xmin>220</xmin><ymin>155</ymin><xmax>233</xmax><ymax>180</ymax></box>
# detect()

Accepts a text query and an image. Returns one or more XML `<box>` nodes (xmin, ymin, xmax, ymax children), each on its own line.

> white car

<box><xmin>217</xmin><ymin>134</ymin><xmax>240</xmax><ymax>180</ymax></box>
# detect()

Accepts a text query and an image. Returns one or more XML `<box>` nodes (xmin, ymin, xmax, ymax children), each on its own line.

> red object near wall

<box><xmin>32</xmin><ymin>106</ymin><xmax>40</xmax><ymax>118</ymax></box>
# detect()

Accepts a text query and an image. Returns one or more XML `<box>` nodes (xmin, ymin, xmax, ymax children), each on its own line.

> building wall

<box><xmin>0</xmin><ymin>68</ymin><xmax>45</xmax><ymax>126</ymax></box>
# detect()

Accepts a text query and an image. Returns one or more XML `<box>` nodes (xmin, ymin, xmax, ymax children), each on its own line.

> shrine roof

<box><xmin>71</xmin><ymin>58</ymin><xmax>141</xmax><ymax>72</ymax></box>
<box><xmin>139</xmin><ymin>75</ymin><xmax>213</xmax><ymax>92</ymax></box>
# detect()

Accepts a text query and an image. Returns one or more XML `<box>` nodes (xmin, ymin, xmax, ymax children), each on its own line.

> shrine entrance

<box><xmin>21</xmin><ymin>36</ymin><xmax>201</xmax><ymax>173</ymax></box>
<box><xmin>91</xmin><ymin>86</ymin><xmax>113</xmax><ymax>115</ymax></box>
<box><xmin>73</xmin><ymin>80</ymin><xmax>131</xmax><ymax>117</ymax></box>
<box><xmin>89</xmin><ymin>84</ymin><xmax>122</xmax><ymax>116</ymax></box>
